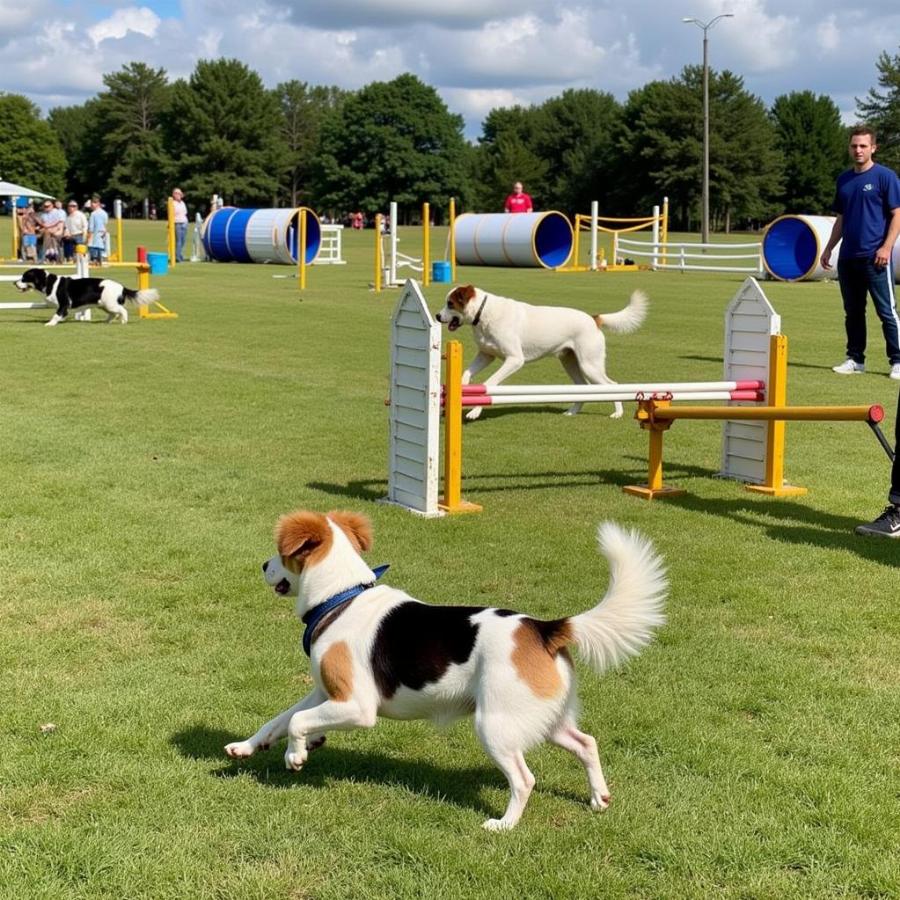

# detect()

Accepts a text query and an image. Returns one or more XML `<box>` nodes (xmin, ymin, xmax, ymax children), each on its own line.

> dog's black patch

<box><xmin>371</xmin><ymin>602</ymin><xmax>482</xmax><ymax>699</ymax></box>
<box><xmin>16</xmin><ymin>267</ymin><xmax>134</xmax><ymax>321</ymax></box>
<box><xmin>493</xmin><ymin>608</ymin><xmax>517</xmax><ymax>617</ymax></box>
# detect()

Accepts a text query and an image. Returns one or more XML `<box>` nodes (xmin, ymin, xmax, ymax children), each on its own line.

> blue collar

<box><xmin>301</xmin><ymin>564</ymin><xmax>389</xmax><ymax>656</ymax></box>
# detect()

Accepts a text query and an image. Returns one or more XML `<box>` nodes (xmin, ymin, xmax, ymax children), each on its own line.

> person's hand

<box><xmin>874</xmin><ymin>245</ymin><xmax>891</xmax><ymax>267</ymax></box>
<box><xmin>820</xmin><ymin>249</ymin><xmax>833</xmax><ymax>270</ymax></box>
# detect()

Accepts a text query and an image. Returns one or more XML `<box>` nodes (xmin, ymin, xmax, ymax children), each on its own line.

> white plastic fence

<box><xmin>617</xmin><ymin>236</ymin><xmax>764</xmax><ymax>275</ymax></box>
<box><xmin>314</xmin><ymin>224</ymin><xmax>346</xmax><ymax>265</ymax></box>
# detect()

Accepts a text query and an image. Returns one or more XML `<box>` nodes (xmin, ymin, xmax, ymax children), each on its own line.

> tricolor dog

<box><xmin>14</xmin><ymin>268</ymin><xmax>159</xmax><ymax>326</ymax></box>
<box><xmin>435</xmin><ymin>284</ymin><xmax>648</xmax><ymax>420</ymax></box>
<box><xmin>225</xmin><ymin>509</ymin><xmax>666</xmax><ymax>831</ymax></box>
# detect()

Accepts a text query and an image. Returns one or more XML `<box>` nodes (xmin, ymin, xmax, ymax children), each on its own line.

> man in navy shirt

<box><xmin>820</xmin><ymin>126</ymin><xmax>900</xmax><ymax>380</ymax></box>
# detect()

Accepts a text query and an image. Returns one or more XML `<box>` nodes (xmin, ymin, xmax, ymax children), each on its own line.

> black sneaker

<box><xmin>855</xmin><ymin>505</ymin><xmax>900</xmax><ymax>538</ymax></box>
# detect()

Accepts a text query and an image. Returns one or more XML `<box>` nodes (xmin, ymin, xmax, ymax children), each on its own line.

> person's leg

<box><xmin>891</xmin><ymin>388</ymin><xmax>900</xmax><ymax>506</ymax></box>
<box><xmin>856</xmin><ymin>388</ymin><xmax>900</xmax><ymax>537</ymax></box>
<box><xmin>837</xmin><ymin>258</ymin><xmax>869</xmax><ymax>364</ymax></box>
<box><xmin>864</xmin><ymin>258</ymin><xmax>900</xmax><ymax>366</ymax></box>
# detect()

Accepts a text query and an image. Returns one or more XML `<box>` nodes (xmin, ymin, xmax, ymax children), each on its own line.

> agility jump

<box><xmin>385</xmin><ymin>278</ymin><xmax>888</xmax><ymax>515</ymax></box>
<box><xmin>374</xmin><ymin>202</ymin><xmax>431</xmax><ymax>292</ymax></box>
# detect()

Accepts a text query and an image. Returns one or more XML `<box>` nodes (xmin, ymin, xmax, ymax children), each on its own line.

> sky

<box><xmin>1</xmin><ymin>0</ymin><xmax>899</xmax><ymax>139</ymax></box>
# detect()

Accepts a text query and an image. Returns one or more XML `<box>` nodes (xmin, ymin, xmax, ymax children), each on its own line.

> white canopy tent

<box><xmin>1</xmin><ymin>179</ymin><xmax>55</xmax><ymax>259</ymax></box>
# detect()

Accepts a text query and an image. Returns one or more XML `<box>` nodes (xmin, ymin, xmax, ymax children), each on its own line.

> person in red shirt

<box><xmin>504</xmin><ymin>181</ymin><xmax>533</xmax><ymax>214</ymax></box>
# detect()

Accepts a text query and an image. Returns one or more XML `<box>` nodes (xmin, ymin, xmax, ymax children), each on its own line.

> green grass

<box><xmin>1</xmin><ymin>218</ymin><xmax>898</xmax><ymax>899</ymax></box>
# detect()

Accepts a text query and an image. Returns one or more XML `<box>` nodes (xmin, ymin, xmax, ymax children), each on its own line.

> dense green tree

<box><xmin>47</xmin><ymin>101</ymin><xmax>105</xmax><ymax>203</ymax></box>
<box><xmin>770</xmin><ymin>91</ymin><xmax>846</xmax><ymax>214</ymax></box>
<box><xmin>163</xmin><ymin>59</ymin><xmax>285</xmax><ymax>206</ymax></box>
<box><xmin>275</xmin><ymin>81</ymin><xmax>346</xmax><ymax>207</ymax></box>
<box><xmin>0</xmin><ymin>94</ymin><xmax>67</xmax><ymax>199</ymax></box>
<box><xmin>857</xmin><ymin>48</ymin><xmax>900</xmax><ymax>171</ymax></box>
<box><xmin>530</xmin><ymin>89</ymin><xmax>623</xmax><ymax>214</ymax></box>
<box><xmin>312</xmin><ymin>74</ymin><xmax>468</xmax><ymax>220</ymax></box>
<box><xmin>618</xmin><ymin>67</ymin><xmax>781</xmax><ymax>230</ymax></box>
<box><xmin>472</xmin><ymin>106</ymin><xmax>546</xmax><ymax>210</ymax></box>
<box><xmin>96</xmin><ymin>62</ymin><xmax>172</xmax><ymax>208</ymax></box>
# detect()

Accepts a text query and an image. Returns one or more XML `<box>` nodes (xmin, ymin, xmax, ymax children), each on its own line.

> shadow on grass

<box><xmin>681</xmin><ymin>352</ymin><xmax>846</xmax><ymax>373</ymax></box>
<box><xmin>171</xmin><ymin>724</ymin><xmax>590</xmax><ymax>817</ymax></box>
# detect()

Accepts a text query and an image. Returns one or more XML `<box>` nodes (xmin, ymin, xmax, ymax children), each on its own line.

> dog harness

<box><xmin>301</xmin><ymin>564</ymin><xmax>390</xmax><ymax>656</ymax></box>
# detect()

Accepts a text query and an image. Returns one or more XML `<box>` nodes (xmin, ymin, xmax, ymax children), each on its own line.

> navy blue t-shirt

<box><xmin>832</xmin><ymin>163</ymin><xmax>900</xmax><ymax>259</ymax></box>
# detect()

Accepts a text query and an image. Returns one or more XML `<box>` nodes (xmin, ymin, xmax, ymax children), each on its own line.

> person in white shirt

<box><xmin>63</xmin><ymin>200</ymin><xmax>88</xmax><ymax>262</ymax></box>
<box><xmin>171</xmin><ymin>188</ymin><xmax>188</xmax><ymax>262</ymax></box>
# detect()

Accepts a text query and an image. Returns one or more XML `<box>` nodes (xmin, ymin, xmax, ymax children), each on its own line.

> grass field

<box><xmin>1</xmin><ymin>217</ymin><xmax>898</xmax><ymax>899</ymax></box>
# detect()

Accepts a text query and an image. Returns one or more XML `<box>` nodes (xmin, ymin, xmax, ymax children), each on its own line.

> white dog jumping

<box><xmin>225</xmin><ymin>509</ymin><xmax>666</xmax><ymax>831</ymax></box>
<box><xmin>435</xmin><ymin>284</ymin><xmax>648</xmax><ymax>420</ymax></box>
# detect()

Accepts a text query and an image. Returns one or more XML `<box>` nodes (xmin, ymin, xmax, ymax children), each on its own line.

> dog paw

<box><xmin>465</xmin><ymin>408</ymin><xmax>483</xmax><ymax>422</ymax></box>
<box><xmin>224</xmin><ymin>741</ymin><xmax>255</xmax><ymax>759</ymax></box>
<box><xmin>284</xmin><ymin>748</ymin><xmax>308</xmax><ymax>771</ymax></box>
<box><xmin>590</xmin><ymin>793</ymin><xmax>611</xmax><ymax>812</ymax></box>
<box><xmin>482</xmin><ymin>818</ymin><xmax>515</xmax><ymax>832</ymax></box>
<box><xmin>609</xmin><ymin>410</ymin><xmax>624</xmax><ymax>419</ymax></box>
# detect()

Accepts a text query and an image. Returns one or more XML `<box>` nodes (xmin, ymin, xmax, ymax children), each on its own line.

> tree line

<box><xmin>1</xmin><ymin>50</ymin><xmax>899</xmax><ymax>231</ymax></box>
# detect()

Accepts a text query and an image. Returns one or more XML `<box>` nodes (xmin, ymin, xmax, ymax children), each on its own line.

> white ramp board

<box><xmin>719</xmin><ymin>277</ymin><xmax>780</xmax><ymax>483</ymax></box>
<box><xmin>385</xmin><ymin>280</ymin><xmax>443</xmax><ymax>516</ymax></box>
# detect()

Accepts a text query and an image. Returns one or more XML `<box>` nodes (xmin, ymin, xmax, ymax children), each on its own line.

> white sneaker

<box><xmin>832</xmin><ymin>359</ymin><xmax>865</xmax><ymax>374</ymax></box>
<box><xmin>890</xmin><ymin>364</ymin><xmax>900</xmax><ymax>381</ymax></box>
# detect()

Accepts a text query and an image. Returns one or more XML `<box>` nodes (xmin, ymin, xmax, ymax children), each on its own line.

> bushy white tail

<box><xmin>569</xmin><ymin>522</ymin><xmax>667</xmax><ymax>674</ymax></box>
<box><xmin>596</xmin><ymin>290</ymin><xmax>648</xmax><ymax>335</ymax></box>
<box><xmin>132</xmin><ymin>288</ymin><xmax>160</xmax><ymax>306</ymax></box>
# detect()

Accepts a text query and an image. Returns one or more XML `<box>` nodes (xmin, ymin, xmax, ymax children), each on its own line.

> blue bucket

<box><xmin>147</xmin><ymin>252</ymin><xmax>169</xmax><ymax>275</ymax></box>
<box><xmin>432</xmin><ymin>260</ymin><xmax>451</xmax><ymax>283</ymax></box>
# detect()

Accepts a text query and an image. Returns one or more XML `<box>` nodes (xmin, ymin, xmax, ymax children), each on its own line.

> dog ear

<box><xmin>461</xmin><ymin>284</ymin><xmax>476</xmax><ymax>301</ymax></box>
<box><xmin>328</xmin><ymin>510</ymin><xmax>373</xmax><ymax>553</ymax></box>
<box><xmin>275</xmin><ymin>510</ymin><xmax>332</xmax><ymax>559</ymax></box>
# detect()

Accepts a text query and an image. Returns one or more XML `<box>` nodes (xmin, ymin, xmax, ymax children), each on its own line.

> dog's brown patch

<box><xmin>320</xmin><ymin>641</ymin><xmax>354</xmax><ymax>702</ymax></box>
<box><xmin>449</xmin><ymin>284</ymin><xmax>476</xmax><ymax>310</ymax></box>
<box><xmin>328</xmin><ymin>510</ymin><xmax>373</xmax><ymax>552</ymax></box>
<box><xmin>511</xmin><ymin>619</ymin><xmax>573</xmax><ymax>698</ymax></box>
<box><xmin>593</xmin><ymin>315</ymin><xmax>604</xmax><ymax>329</ymax></box>
<box><xmin>275</xmin><ymin>510</ymin><xmax>333</xmax><ymax>574</ymax></box>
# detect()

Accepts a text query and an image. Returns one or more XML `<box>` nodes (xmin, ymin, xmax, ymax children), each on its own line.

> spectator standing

<box><xmin>820</xmin><ymin>126</ymin><xmax>900</xmax><ymax>380</ymax></box>
<box><xmin>17</xmin><ymin>203</ymin><xmax>39</xmax><ymax>261</ymax></box>
<box><xmin>87</xmin><ymin>196</ymin><xmax>109</xmax><ymax>265</ymax></box>
<box><xmin>171</xmin><ymin>188</ymin><xmax>188</xmax><ymax>262</ymax></box>
<box><xmin>63</xmin><ymin>201</ymin><xmax>88</xmax><ymax>263</ymax></box>
<box><xmin>504</xmin><ymin>181</ymin><xmax>533</xmax><ymax>214</ymax></box>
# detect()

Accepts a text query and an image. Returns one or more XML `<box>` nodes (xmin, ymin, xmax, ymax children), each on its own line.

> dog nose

<box><xmin>261</xmin><ymin>561</ymin><xmax>268</xmax><ymax>573</ymax></box>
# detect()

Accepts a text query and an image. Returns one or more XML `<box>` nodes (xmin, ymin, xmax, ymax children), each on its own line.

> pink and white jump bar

<box><xmin>453</xmin><ymin>380</ymin><xmax>765</xmax><ymax>407</ymax></box>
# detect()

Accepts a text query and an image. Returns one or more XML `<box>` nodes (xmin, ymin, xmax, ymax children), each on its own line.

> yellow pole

<box><xmin>422</xmin><ymin>201</ymin><xmax>430</xmax><ymax>286</ymax></box>
<box><xmin>12</xmin><ymin>198</ymin><xmax>19</xmax><ymax>259</ymax></box>
<box><xmin>573</xmin><ymin>216</ymin><xmax>581</xmax><ymax>269</ymax></box>
<box><xmin>298</xmin><ymin>208</ymin><xmax>307</xmax><ymax>291</ymax></box>
<box><xmin>449</xmin><ymin>197</ymin><xmax>456</xmax><ymax>283</ymax></box>
<box><xmin>745</xmin><ymin>333</ymin><xmax>807</xmax><ymax>496</ymax></box>
<box><xmin>167</xmin><ymin>197</ymin><xmax>175</xmax><ymax>266</ymax></box>
<box><xmin>440</xmin><ymin>341</ymin><xmax>481</xmax><ymax>514</ymax></box>
<box><xmin>651</xmin><ymin>405</ymin><xmax>878</xmax><ymax>422</ymax></box>
<box><xmin>138</xmin><ymin>264</ymin><xmax>150</xmax><ymax>292</ymax></box>
<box><xmin>115</xmin><ymin>214</ymin><xmax>123</xmax><ymax>263</ymax></box>
<box><xmin>623</xmin><ymin>400</ymin><xmax>685</xmax><ymax>499</ymax></box>
<box><xmin>374</xmin><ymin>214</ymin><xmax>383</xmax><ymax>292</ymax></box>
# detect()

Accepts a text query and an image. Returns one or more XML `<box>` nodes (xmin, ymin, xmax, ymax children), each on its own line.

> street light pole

<box><xmin>683</xmin><ymin>13</ymin><xmax>733</xmax><ymax>244</ymax></box>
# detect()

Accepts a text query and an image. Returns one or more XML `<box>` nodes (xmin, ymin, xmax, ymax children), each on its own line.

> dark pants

<box><xmin>837</xmin><ymin>257</ymin><xmax>900</xmax><ymax>365</ymax></box>
<box><xmin>891</xmin><ymin>389</ymin><xmax>900</xmax><ymax>505</ymax></box>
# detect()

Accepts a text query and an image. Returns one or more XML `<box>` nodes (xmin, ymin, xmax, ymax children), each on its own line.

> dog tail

<box><xmin>123</xmin><ymin>288</ymin><xmax>160</xmax><ymax>306</ymax></box>
<box><xmin>565</xmin><ymin>522</ymin><xmax>666</xmax><ymax>674</ymax></box>
<box><xmin>594</xmin><ymin>289</ymin><xmax>648</xmax><ymax>335</ymax></box>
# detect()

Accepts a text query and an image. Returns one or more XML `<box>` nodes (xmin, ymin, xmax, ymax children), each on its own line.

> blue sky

<box><xmin>2</xmin><ymin>0</ymin><xmax>899</xmax><ymax>139</ymax></box>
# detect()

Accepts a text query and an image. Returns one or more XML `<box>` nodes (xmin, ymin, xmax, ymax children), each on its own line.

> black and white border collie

<box><xmin>14</xmin><ymin>268</ymin><xmax>160</xmax><ymax>326</ymax></box>
<box><xmin>225</xmin><ymin>509</ymin><xmax>667</xmax><ymax>831</ymax></box>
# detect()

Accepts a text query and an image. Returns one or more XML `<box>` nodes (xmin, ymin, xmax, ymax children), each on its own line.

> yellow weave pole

<box><xmin>111</xmin><ymin>213</ymin><xmax>123</xmax><ymax>263</ymax></box>
<box><xmin>439</xmin><ymin>340</ymin><xmax>481</xmax><ymax>514</ymax></box>
<box><xmin>422</xmin><ymin>201</ymin><xmax>430</xmax><ymax>286</ymax></box>
<box><xmin>298</xmin><ymin>208</ymin><xmax>307</xmax><ymax>291</ymax></box>
<box><xmin>167</xmin><ymin>197</ymin><xmax>176</xmax><ymax>266</ymax></box>
<box><xmin>449</xmin><ymin>197</ymin><xmax>457</xmax><ymax>283</ymax></box>
<box><xmin>374</xmin><ymin>214</ymin><xmax>383</xmax><ymax>292</ymax></box>
<box><xmin>661</xmin><ymin>196</ymin><xmax>669</xmax><ymax>266</ymax></box>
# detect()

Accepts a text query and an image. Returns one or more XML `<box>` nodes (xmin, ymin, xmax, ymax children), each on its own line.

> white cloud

<box><xmin>87</xmin><ymin>7</ymin><xmax>161</xmax><ymax>46</ymax></box>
